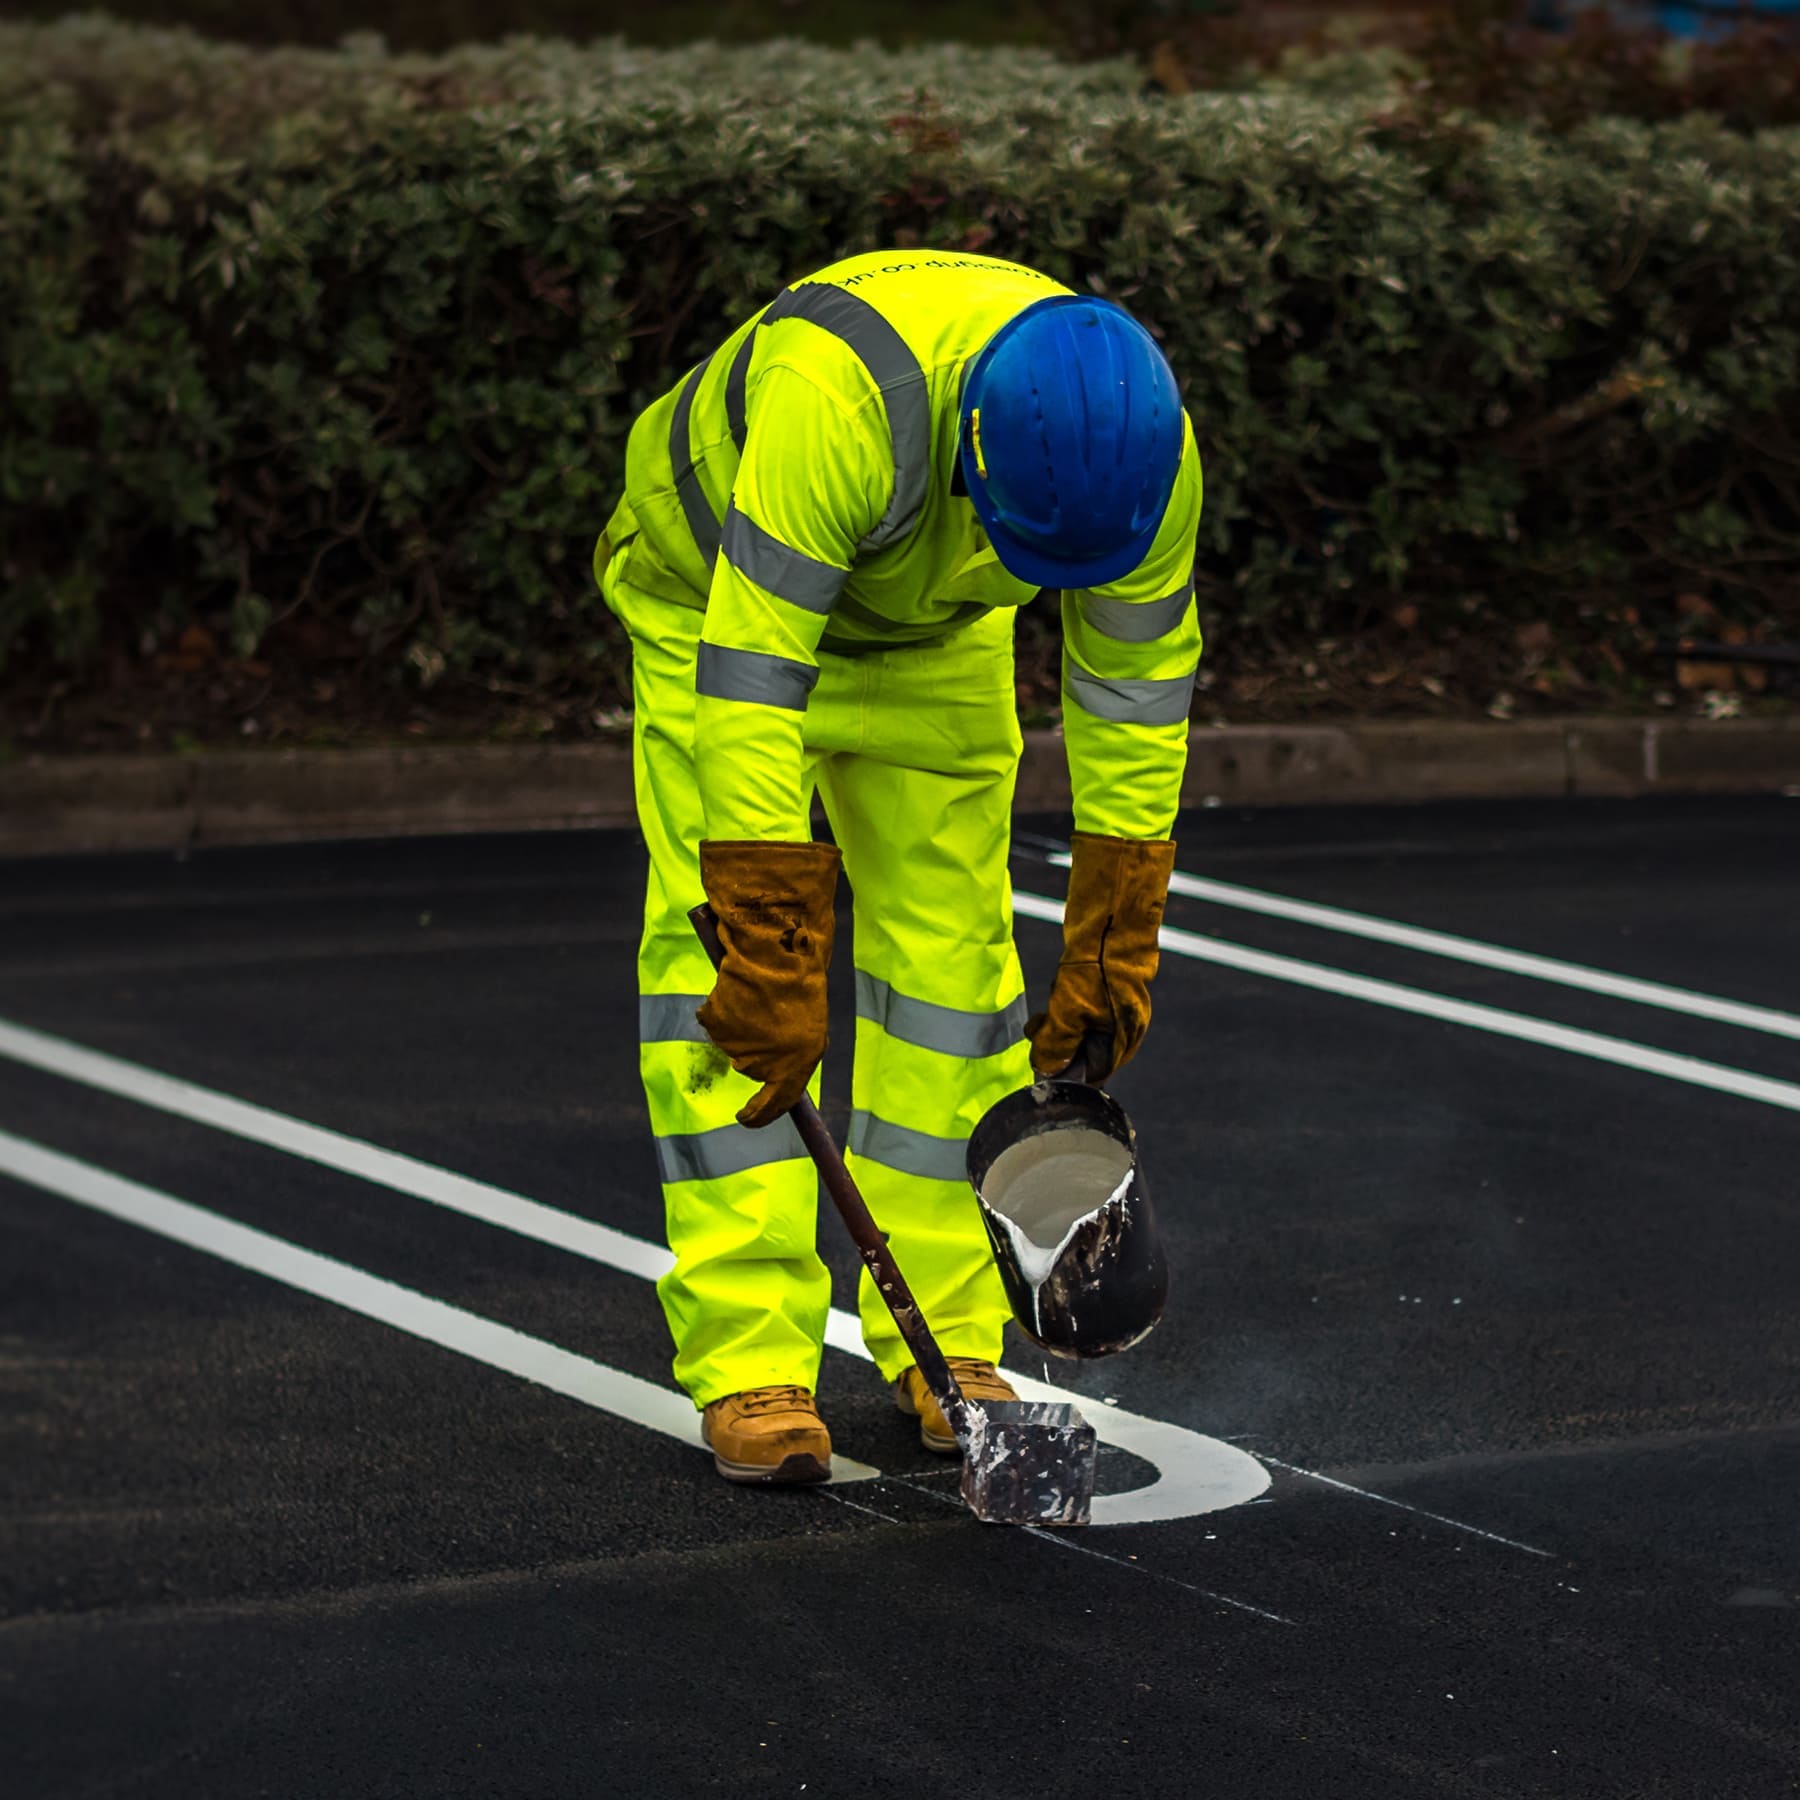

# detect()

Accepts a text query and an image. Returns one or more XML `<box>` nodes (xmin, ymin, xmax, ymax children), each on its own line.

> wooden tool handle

<box><xmin>688</xmin><ymin>903</ymin><xmax>969</xmax><ymax>1439</ymax></box>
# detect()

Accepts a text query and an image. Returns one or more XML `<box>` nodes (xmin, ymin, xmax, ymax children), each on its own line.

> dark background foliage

<box><xmin>2</xmin><ymin>16</ymin><xmax>1797</xmax><ymax>748</ymax></box>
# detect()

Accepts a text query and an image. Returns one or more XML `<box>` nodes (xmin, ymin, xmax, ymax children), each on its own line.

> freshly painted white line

<box><xmin>0</xmin><ymin>1015</ymin><xmax>1269</xmax><ymax>1527</ymax></box>
<box><xmin>0</xmin><ymin>1127</ymin><xmax>879</xmax><ymax>1484</ymax></box>
<box><xmin>1011</xmin><ymin>893</ymin><xmax>1800</xmax><ymax>1114</ymax></box>
<box><xmin>894</xmin><ymin>1476</ymin><xmax>1295</xmax><ymax>1622</ymax></box>
<box><xmin>817</xmin><ymin>1306</ymin><xmax>1267</xmax><ymax>1527</ymax></box>
<box><xmin>0</xmin><ymin>1017</ymin><xmax>675</xmax><ymax>1282</ymax></box>
<box><xmin>1013</xmin><ymin>1365</ymin><xmax>1270</xmax><ymax>1526</ymax></box>
<box><xmin>1146</xmin><ymin>863</ymin><xmax>1800</xmax><ymax>1043</ymax></box>
<box><xmin>1254</xmin><ymin>1454</ymin><xmax>1553</xmax><ymax>1558</ymax></box>
<box><xmin>814</xmin><ymin>1487</ymin><xmax>902</xmax><ymax>1526</ymax></box>
<box><xmin>1021</xmin><ymin>1523</ymin><xmax>1298</xmax><ymax>1625</ymax></box>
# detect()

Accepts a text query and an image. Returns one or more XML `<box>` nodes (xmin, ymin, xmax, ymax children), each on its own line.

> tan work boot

<box><xmin>894</xmin><ymin>1358</ymin><xmax>1018</xmax><ymax>1455</ymax></box>
<box><xmin>701</xmin><ymin>1386</ymin><xmax>832</xmax><ymax>1485</ymax></box>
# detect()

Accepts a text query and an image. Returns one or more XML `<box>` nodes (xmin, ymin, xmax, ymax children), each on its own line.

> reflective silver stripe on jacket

<box><xmin>855</xmin><ymin>970</ymin><xmax>1026</xmax><ymax>1060</ymax></box>
<box><xmin>655</xmin><ymin>1119</ymin><xmax>809</xmax><ymax>1184</ymax></box>
<box><xmin>722</xmin><ymin>502</ymin><xmax>846</xmax><ymax>615</ymax></box>
<box><xmin>763</xmin><ymin>282</ymin><xmax>930</xmax><ymax>553</ymax></box>
<box><xmin>695</xmin><ymin>641</ymin><xmax>820</xmax><ymax>711</ymax></box>
<box><xmin>669</xmin><ymin>359</ymin><xmax>721</xmax><ymax>568</ymax></box>
<box><xmin>1065</xmin><ymin>658</ymin><xmax>1198</xmax><ymax>726</ymax></box>
<box><xmin>724</xmin><ymin>330</ymin><xmax>756</xmax><ymax>454</ymax></box>
<box><xmin>848</xmin><ymin>1108</ymin><xmax>969</xmax><ymax>1183</ymax></box>
<box><xmin>1077</xmin><ymin>581</ymin><xmax>1194</xmax><ymax>644</ymax></box>
<box><xmin>638</xmin><ymin>993</ymin><xmax>712</xmax><ymax>1044</ymax></box>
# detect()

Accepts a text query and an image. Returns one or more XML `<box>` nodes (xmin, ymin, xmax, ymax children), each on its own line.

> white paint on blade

<box><xmin>1047</xmin><ymin>850</ymin><xmax>1800</xmax><ymax>1042</ymax></box>
<box><xmin>0</xmin><ymin>1014</ymin><xmax>1270</xmax><ymax>1527</ymax></box>
<box><xmin>1011</xmin><ymin>894</ymin><xmax>1800</xmax><ymax>1114</ymax></box>
<box><xmin>0</xmin><ymin>1127</ymin><xmax>879</xmax><ymax>1484</ymax></box>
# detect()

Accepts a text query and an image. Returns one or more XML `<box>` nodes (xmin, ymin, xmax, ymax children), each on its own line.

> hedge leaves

<box><xmin>3</xmin><ymin>19</ymin><xmax>1797</xmax><ymax>701</ymax></box>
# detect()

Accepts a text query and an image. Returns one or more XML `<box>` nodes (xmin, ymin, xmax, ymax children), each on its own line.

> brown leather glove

<box><xmin>696</xmin><ymin>839</ymin><xmax>841</xmax><ymax>1128</ymax></box>
<box><xmin>1028</xmin><ymin>831</ymin><xmax>1177</xmax><ymax>1082</ymax></box>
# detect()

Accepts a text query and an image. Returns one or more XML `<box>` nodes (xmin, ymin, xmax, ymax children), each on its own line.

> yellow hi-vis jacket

<box><xmin>599</xmin><ymin>250</ymin><xmax>1204</xmax><ymax>843</ymax></box>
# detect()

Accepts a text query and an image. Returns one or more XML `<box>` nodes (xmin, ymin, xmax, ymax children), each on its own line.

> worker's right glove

<box><xmin>1028</xmin><ymin>831</ymin><xmax>1177</xmax><ymax>1083</ymax></box>
<box><xmin>696</xmin><ymin>839</ymin><xmax>841</xmax><ymax>1129</ymax></box>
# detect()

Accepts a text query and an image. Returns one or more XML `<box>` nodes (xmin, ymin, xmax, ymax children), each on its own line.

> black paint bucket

<box><xmin>966</xmin><ymin>1077</ymin><xmax>1168</xmax><ymax>1359</ymax></box>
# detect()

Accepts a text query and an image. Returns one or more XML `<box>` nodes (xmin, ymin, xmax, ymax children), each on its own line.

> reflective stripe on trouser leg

<box><xmin>812</xmin><ymin>610</ymin><xmax>1030</xmax><ymax>1383</ymax></box>
<box><xmin>606</xmin><ymin>566</ymin><xmax>829</xmax><ymax>1409</ymax></box>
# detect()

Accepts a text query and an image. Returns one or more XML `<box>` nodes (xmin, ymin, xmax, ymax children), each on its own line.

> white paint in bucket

<box><xmin>981</xmin><ymin>1127</ymin><xmax>1135</xmax><ymax>1327</ymax></box>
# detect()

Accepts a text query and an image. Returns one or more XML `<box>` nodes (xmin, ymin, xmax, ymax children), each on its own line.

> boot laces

<box><xmin>735</xmin><ymin>1385</ymin><xmax>813</xmax><ymax>1417</ymax></box>
<box><xmin>946</xmin><ymin>1358</ymin><xmax>1014</xmax><ymax>1401</ymax></box>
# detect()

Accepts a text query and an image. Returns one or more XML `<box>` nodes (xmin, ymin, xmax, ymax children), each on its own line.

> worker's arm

<box><xmin>690</xmin><ymin>363</ymin><xmax>885</xmax><ymax>1126</ymax></box>
<box><xmin>1029</xmin><ymin>416</ymin><xmax>1202</xmax><ymax>1082</ymax></box>
<box><xmin>692</xmin><ymin>365</ymin><xmax>886</xmax><ymax>842</ymax></box>
<box><xmin>1058</xmin><ymin>413</ymin><xmax>1204</xmax><ymax>840</ymax></box>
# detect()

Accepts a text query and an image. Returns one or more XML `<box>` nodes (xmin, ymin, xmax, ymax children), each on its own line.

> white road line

<box><xmin>0</xmin><ymin>1017</ymin><xmax>675</xmax><ymax>1282</ymax></box>
<box><xmin>0</xmin><ymin>1014</ymin><xmax>1269</xmax><ymax>1528</ymax></box>
<box><xmin>1021</xmin><ymin>1524</ymin><xmax>1299</xmax><ymax>1625</ymax></box>
<box><xmin>1011</xmin><ymin>893</ymin><xmax>1800</xmax><ymax>1114</ymax></box>
<box><xmin>895</xmin><ymin>1476</ymin><xmax>1296</xmax><ymax>1623</ymax></box>
<box><xmin>0</xmin><ymin>1127</ymin><xmax>879</xmax><ymax>1485</ymax></box>
<box><xmin>1255</xmin><ymin>1455</ymin><xmax>1554</xmax><ymax>1558</ymax></box>
<box><xmin>815</xmin><ymin>1487</ymin><xmax>902</xmax><ymax>1526</ymax></box>
<box><xmin>1046</xmin><ymin>848</ymin><xmax>1800</xmax><ymax>1042</ymax></box>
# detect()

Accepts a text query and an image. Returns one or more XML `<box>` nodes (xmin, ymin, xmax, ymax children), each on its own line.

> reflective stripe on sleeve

<box><xmin>848</xmin><ymin>1109</ymin><xmax>969</xmax><ymax>1183</ymax></box>
<box><xmin>695</xmin><ymin>641</ymin><xmax>821</xmax><ymax>711</ymax></box>
<box><xmin>721</xmin><ymin>502</ymin><xmax>846</xmax><ymax>615</ymax></box>
<box><xmin>763</xmin><ymin>282</ymin><xmax>929</xmax><ymax>553</ymax></box>
<box><xmin>725</xmin><ymin>331</ymin><xmax>756</xmax><ymax>454</ymax></box>
<box><xmin>1077</xmin><ymin>582</ymin><xmax>1195</xmax><ymax>644</ymax></box>
<box><xmin>1065</xmin><ymin>658</ymin><xmax>1198</xmax><ymax>726</ymax></box>
<box><xmin>638</xmin><ymin>993</ymin><xmax>712</xmax><ymax>1044</ymax></box>
<box><xmin>854</xmin><ymin>970</ymin><xmax>1027</xmax><ymax>1059</ymax></box>
<box><xmin>655</xmin><ymin>1119</ymin><xmax>809</xmax><ymax>1184</ymax></box>
<box><xmin>670</xmin><ymin>360</ymin><xmax>721</xmax><ymax>568</ymax></box>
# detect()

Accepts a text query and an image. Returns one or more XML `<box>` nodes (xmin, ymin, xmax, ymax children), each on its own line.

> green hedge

<box><xmin>0</xmin><ymin>0</ymin><xmax>1071</xmax><ymax>54</ymax></box>
<box><xmin>3</xmin><ymin>19</ymin><xmax>1798</xmax><ymax>719</ymax></box>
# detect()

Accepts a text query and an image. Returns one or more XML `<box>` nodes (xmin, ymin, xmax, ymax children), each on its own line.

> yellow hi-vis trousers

<box><xmin>605</xmin><ymin>565</ymin><xmax>1032</xmax><ymax>1408</ymax></box>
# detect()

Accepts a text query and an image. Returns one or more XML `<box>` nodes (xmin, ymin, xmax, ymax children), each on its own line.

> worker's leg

<box><xmin>812</xmin><ymin>611</ymin><xmax>1032</xmax><ymax>1379</ymax></box>
<box><xmin>605</xmin><ymin>566</ymin><xmax>829</xmax><ymax>1408</ymax></box>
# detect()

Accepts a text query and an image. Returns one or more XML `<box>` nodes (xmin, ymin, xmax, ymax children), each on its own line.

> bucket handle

<box><xmin>1071</xmin><ymin>1031</ymin><xmax>1114</xmax><ymax>1087</ymax></box>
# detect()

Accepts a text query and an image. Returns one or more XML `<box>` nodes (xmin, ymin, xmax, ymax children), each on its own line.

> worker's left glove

<box><xmin>1028</xmin><ymin>831</ymin><xmax>1177</xmax><ymax>1083</ymax></box>
<box><xmin>696</xmin><ymin>839</ymin><xmax>841</xmax><ymax>1129</ymax></box>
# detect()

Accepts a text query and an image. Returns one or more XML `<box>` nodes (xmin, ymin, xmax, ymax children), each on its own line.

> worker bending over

<box><xmin>596</xmin><ymin>250</ymin><xmax>1200</xmax><ymax>1484</ymax></box>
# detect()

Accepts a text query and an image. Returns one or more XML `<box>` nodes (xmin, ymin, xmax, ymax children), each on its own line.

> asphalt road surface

<box><xmin>3</xmin><ymin>796</ymin><xmax>1796</xmax><ymax>1799</ymax></box>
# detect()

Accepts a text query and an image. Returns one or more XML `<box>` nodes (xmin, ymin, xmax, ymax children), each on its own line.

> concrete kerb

<box><xmin>2</xmin><ymin>719</ymin><xmax>1796</xmax><ymax>857</ymax></box>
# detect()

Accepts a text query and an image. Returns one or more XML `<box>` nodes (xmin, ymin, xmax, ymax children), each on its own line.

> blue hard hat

<box><xmin>959</xmin><ymin>295</ymin><xmax>1184</xmax><ymax>591</ymax></box>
